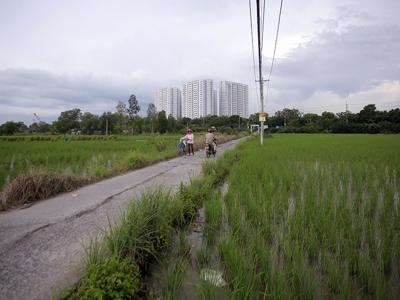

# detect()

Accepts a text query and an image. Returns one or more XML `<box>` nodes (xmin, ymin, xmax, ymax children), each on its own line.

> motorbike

<box><xmin>205</xmin><ymin>141</ymin><xmax>217</xmax><ymax>158</ymax></box>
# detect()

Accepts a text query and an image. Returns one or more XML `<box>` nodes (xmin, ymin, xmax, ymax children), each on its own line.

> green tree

<box><xmin>54</xmin><ymin>108</ymin><xmax>82</xmax><ymax>133</ymax></box>
<box><xmin>274</xmin><ymin>108</ymin><xmax>301</xmax><ymax>127</ymax></box>
<box><xmin>359</xmin><ymin>104</ymin><xmax>377</xmax><ymax>123</ymax></box>
<box><xmin>0</xmin><ymin>121</ymin><xmax>27</xmax><ymax>135</ymax></box>
<box><xmin>29</xmin><ymin>121</ymin><xmax>52</xmax><ymax>133</ymax></box>
<box><xmin>100</xmin><ymin>112</ymin><xmax>118</xmax><ymax>134</ymax></box>
<box><xmin>115</xmin><ymin>100</ymin><xmax>128</xmax><ymax>133</ymax></box>
<box><xmin>147</xmin><ymin>103</ymin><xmax>157</xmax><ymax>133</ymax></box>
<box><xmin>80</xmin><ymin>112</ymin><xmax>100</xmax><ymax>134</ymax></box>
<box><xmin>127</xmin><ymin>95</ymin><xmax>140</xmax><ymax>134</ymax></box>
<box><xmin>320</xmin><ymin>111</ymin><xmax>337</xmax><ymax>130</ymax></box>
<box><xmin>167</xmin><ymin>115</ymin><xmax>177</xmax><ymax>132</ymax></box>
<box><xmin>157</xmin><ymin>111</ymin><xmax>168</xmax><ymax>133</ymax></box>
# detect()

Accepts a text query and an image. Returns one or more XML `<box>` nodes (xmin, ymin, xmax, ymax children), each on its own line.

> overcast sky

<box><xmin>0</xmin><ymin>0</ymin><xmax>399</xmax><ymax>124</ymax></box>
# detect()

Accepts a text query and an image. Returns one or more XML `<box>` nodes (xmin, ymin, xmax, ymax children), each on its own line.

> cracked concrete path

<box><xmin>0</xmin><ymin>138</ymin><xmax>244</xmax><ymax>299</ymax></box>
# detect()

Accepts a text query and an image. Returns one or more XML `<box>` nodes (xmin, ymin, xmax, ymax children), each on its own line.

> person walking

<box><xmin>185</xmin><ymin>129</ymin><xmax>194</xmax><ymax>155</ymax></box>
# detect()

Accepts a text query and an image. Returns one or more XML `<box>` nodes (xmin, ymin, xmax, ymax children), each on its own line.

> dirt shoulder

<box><xmin>0</xmin><ymin>137</ymin><xmax>245</xmax><ymax>300</ymax></box>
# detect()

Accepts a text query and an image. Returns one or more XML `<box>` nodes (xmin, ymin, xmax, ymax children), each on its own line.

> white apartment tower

<box><xmin>219</xmin><ymin>81</ymin><xmax>249</xmax><ymax>117</ymax></box>
<box><xmin>182</xmin><ymin>79</ymin><xmax>215</xmax><ymax>118</ymax></box>
<box><xmin>154</xmin><ymin>87</ymin><xmax>182</xmax><ymax>118</ymax></box>
<box><xmin>213</xmin><ymin>90</ymin><xmax>218</xmax><ymax>116</ymax></box>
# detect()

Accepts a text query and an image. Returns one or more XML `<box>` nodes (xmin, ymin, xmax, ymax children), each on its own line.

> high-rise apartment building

<box><xmin>219</xmin><ymin>81</ymin><xmax>249</xmax><ymax>117</ymax></box>
<box><xmin>182</xmin><ymin>79</ymin><xmax>215</xmax><ymax>118</ymax></box>
<box><xmin>213</xmin><ymin>90</ymin><xmax>218</xmax><ymax>116</ymax></box>
<box><xmin>154</xmin><ymin>87</ymin><xmax>181</xmax><ymax>118</ymax></box>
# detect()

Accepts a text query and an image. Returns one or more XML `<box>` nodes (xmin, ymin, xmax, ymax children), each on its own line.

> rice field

<box><xmin>197</xmin><ymin>134</ymin><xmax>400</xmax><ymax>299</ymax></box>
<box><xmin>0</xmin><ymin>135</ymin><xmax>180</xmax><ymax>189</ymax></box>
<box><xmin>60</xmin><ymin>134</ymin><xmax>400</xmax><ymax>299</ymax></box>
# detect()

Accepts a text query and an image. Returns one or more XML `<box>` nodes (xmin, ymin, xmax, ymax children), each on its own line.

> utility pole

<box><xmin>256</xmin><ymin>0</ymin><xmax>264</xmax><ymax>145</ymax></box>
<box><xmin>105</xmin><ymin>118</ymin><xmax>108</xmax><ymax>135</ymax></box>
<box><xmin>345</xmin><ymin>100</ymin><xmax>349</xmax><ymax>124</ymax></box>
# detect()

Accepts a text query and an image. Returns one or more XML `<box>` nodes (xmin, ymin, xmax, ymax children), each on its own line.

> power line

<box><xmin>265</xmin><ymin>0</ymin><xmax>284</xmax><ymax>102</ymax></box>
<box><xmin>260</xmin><ymin>0</ymin><xmax>266</xmax><ymax>52</ymax></box>
<box><xmin>267</xmin><ymin>0</ymin><xmax>283</xmax><ymax>81</ymax></box>
<box><xmin>248</xmin><ymin>0</ymin><xmax>259</xmax><ymax>101</ymax></box>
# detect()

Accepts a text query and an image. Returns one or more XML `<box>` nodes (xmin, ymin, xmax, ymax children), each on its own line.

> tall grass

<box><xmin>0</xmin><ymin>135</ymin><xmax>180</xmax><ymax>188</ymax></box>
<box><xmin>59</xmin><ymin>144</ymin><xmax>242</xmax><ymax>298</ymax></box>
<box><xmin>217</xmin><ymin>134</ymin><xmax>400</xmax><ymax>299</ymax></box>
<box><xmin>0</xmin><ymin>134</ymin><xmax>240</xmax><ymax>210</ymax></box>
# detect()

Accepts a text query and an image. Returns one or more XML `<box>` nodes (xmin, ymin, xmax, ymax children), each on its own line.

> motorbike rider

<box><xmin>205</xmin><ymin>128</ymin><xmax>216</xmax><ymax>154</ymax></box>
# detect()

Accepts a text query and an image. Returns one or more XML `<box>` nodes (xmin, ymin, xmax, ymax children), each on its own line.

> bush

<box><xmin>81</xmin><ymin>256</ymin><xmax>140</xmax><ymax>299</ymax></box>
<box><xmin>125</xmin><ymin>152</ymin><xmax>149</xmax><ymax>169</ymax></box>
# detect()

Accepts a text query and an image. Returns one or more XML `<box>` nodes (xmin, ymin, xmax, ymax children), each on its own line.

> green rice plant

<box><xmin>197</xmin><ymin>280</ymin><xmax>219</xmax><ymax>300</ymax></box>
<box><xmin>104</xmin><ymin>191</ymin><xmax>173</xmax><ymax>269</ymax></box>
<box><xmin>218</xmin><ymin>235</ymin><xmax>260</xmax><ymax>300</ymax></box>
<box><xmin>196</xmin><ymin>246</ymin><xmax>212</xmax><ymax>270</ymax></box>
<box><xmin>171</xmin><ymin>180</ymin><xmax>209</xmax><ymax>228</ymax></box>
<box><xmin>162</xmin><ymin>231</ymin><xmax>191</xmax><ymax>299</ymax></box>
<box><xmin>204</xmin><ymin>192</ymin><xmax>223</xmax><ymax>246</ymax></box>
<box><xmin>215</xmin><ymin>134</ymin><xmax>400</xmax><ymax>299</ymax></box>
<box><xmin>162</xmin><ymin>256</ymin><xmax>188</xmax><ymax>300</ymax></box>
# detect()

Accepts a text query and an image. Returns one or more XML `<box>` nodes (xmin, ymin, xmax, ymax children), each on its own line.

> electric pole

<box><xmin>345</xmin><ymin>100</ymin><xmax>349</xmax><ymax>124</ymax></box>
<box><xmin>256</xmin><ymin>0</ymin><xmax>264</xmax><ymax>145</ymax></box>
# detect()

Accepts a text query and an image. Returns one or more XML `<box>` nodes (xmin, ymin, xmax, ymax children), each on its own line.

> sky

<box><xmin>0</xmin><ymin>0</ymin><xmax>399</xmax><ymax>124</ymax></box>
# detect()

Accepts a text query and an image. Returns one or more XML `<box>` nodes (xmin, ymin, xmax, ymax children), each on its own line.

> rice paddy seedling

<box><xmin>216</xmin><ymin>134</ymin><xmax>400</xmax><ymax>299</ymax></box>
<box><xmin>204</xmin><ymin>192</ymin><xmax>223</xmax><ymax>246</ymax></box>
<box><xmin>162</xmin><ymin>256</ymin><xmax>189</xmax><ymax>300</ymax></box>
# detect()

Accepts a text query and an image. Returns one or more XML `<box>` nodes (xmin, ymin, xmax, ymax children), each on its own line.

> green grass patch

<box><xmin>59</xmin><ymin>137</ymin><xmax>243</xmax><ymax>299</ymax></box>
<box><xmin>0</xmin><ymin>134</ymin><xmax>240</xmax><ymax>210</ymax></box>
<box><xmin>216</xmin><ymin>134</ymin><xmax>400</xmax><ymax>299</ymax></box>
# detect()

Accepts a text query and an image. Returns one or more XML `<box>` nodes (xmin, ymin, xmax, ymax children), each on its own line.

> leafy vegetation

<box><xmin>248</xmin><ymin>104</ymin><xmax>400</xmax><ymax>133</ymax></box>
<box><xmin>0</xmin><ymin>134</ymin><xmax>240</xmax><ymax>210</ymax></box>
<box><xmin>60</xmin><ymin>141</ymin><xmax>241</xmax><ymax>299</ymax></box>
<box><xmin>213</xmin><ymin>134</ymin><xmax>400</xmax><ymax>299</ymax></box>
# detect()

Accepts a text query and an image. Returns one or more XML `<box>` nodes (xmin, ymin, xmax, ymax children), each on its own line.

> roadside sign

<box><xmin>259</xmin><ymin>112</ymin><xmax>267</xmax><ymax>122</ymax></box>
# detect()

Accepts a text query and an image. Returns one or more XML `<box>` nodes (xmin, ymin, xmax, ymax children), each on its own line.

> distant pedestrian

<box><xmin>178</xmin><ymin>137</ymin><xmax>187</xmax><ymax>156</ymax></box>
<box><xmin>205</xmin><ymin>128</ymin><xmax>216</xmax><ymax>156</ymax></box>
<box><xmin>185</xmin><ymin>129</ymin><xmax>194</xmax><ymax>155</ymax></box>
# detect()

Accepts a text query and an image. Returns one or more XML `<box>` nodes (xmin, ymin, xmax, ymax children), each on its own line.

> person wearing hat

<box><xmin>185</xmin><ymin>129</ymin><xmax>194</xmax><ymax>155</ymax></box>
<box><xmin>205</xmin><ymin>128</ymin><xmax>216</xmax><ymax>155</ymax></box>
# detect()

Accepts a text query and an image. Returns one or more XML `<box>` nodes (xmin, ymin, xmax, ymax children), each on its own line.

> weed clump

<box><xmin>81</xmin><ymin>256</ymin><xmax>140</xmax><ymax>299</ymax></box>
<box><xmin>0</xmin><ymin>171</ymin><xmax>88</xmax><ymax>210</ymax></box>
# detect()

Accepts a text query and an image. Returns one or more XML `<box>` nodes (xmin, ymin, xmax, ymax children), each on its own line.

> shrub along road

<box><xmin>0</xmin><ymin>137</ymin><xmax>245</xmax><ymax>299</ymax></box>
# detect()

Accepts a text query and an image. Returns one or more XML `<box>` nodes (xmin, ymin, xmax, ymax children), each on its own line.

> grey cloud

<box><xmin>268</xmin><ymin>23</ymin><xmax>400</xmax><ymax>107</ymax></box>
<box><xmin>0</xmin><ymin>68</ymin><xmax>159</xmax><ymax>123</ymax></box>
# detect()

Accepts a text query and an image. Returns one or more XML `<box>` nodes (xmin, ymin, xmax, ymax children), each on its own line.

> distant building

<box><xmin>154</xmin><ymin>87</ymin><xmax>181</xmax><ymax>118</ymax></box>
<box><xmin>219</xmin><ymin>81</ymin><xmax>249</xmax><ymax>117</ymax></box>
<box><xmin>213</xmin><ymin>90</ymin><xmax>218</xmax><ymax>116</ymax></box>
<box><xmin>182</xmin><ymin>79</ymin><xmax>214</xmax><ymax>118</ymax></box>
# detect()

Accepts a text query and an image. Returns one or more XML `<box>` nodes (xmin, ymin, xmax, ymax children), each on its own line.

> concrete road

<box><xmin>0</xmin><ymin>138</ymin><xmax>244</xmax><ymax>299</ymax></box>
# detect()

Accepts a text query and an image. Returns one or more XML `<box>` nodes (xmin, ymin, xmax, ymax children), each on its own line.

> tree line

<box><xmin>1</xmin><ymin>95</ymin><xmax>399</xmax><ymax>135</ymax></box>
<box><xmin>248</xmin><ymin>104</ymin><xmax>400</xmax><ymax>134</ymax></box>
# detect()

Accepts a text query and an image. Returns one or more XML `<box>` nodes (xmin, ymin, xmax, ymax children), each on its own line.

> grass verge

<box><xmin>58</xmin><ymin>140</ymin><xmax>243</xmax><ymax>299</ymax></box>
<box><xmin>0</xmin><ymin>134</ymin><xmax>242</xmax><ymax>211</ymax></box>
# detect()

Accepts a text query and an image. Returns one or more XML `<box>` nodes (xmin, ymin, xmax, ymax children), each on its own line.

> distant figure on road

<box><xmin>185</xmin><ymin>129</ymin><xmax>194</xmax><ymax>155</ymax></box>
<box><xmin>178</xmin><ymin>137</ymin><xmax>187</xmax><ymax>156</ymax></box>
<box><xmin>205</xmin><ymin>128</ymin><xmax>216</xmax><ymax>157</ymax></box>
